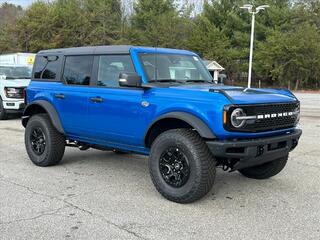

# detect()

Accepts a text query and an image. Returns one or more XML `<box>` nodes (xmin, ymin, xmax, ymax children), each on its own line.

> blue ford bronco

<box><xmin>22</xmin><ymin>46</ymin><xmax>302</xmax><ymax>203</ymax></box>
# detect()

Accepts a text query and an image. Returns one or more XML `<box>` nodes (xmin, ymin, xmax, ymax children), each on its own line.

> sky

<box><xmin>0</xmin><ymin>0</ymin><xmax>37</xmax><ymax>8</ymax></box>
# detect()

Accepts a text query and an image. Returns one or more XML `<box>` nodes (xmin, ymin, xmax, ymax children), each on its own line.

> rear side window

<box><xmin>63</xmin><ymin>56</ymin><xmax>93</xmax><ymax>85</ymax></box>
<box><xmin>33</xmin><ymin>55</ymin><xmax>60</xmax><ymax>80</ymax></box>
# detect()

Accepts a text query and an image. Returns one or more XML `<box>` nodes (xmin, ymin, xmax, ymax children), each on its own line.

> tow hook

<box><xmin>257</xmin><ymin>145</ymin><xmax>265</xmax><ymax>156</ymax></box>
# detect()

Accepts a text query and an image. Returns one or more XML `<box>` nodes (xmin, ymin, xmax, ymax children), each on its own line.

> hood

<box><xmin>1</xmin><ymin>79</ymin><xmax>30</xmax><ymax>88</ymax></box>
<box><xmin>169</xmin><ymin>84</ymin><xmax>297</xmax><ymax>104</ymax></box>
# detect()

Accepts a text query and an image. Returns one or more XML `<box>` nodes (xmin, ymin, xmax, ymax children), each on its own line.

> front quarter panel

<box><xmin>139</xmin><ymin>86</ymin><xmax>300</xmax><ymax>143</ymax></box>
<box><xmin>140</xmin><ymin>87</ymin><xmax>231</xmax><ymax>142</ymax></box>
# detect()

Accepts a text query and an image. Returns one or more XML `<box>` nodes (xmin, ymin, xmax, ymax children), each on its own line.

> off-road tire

<box><xmin>25</xmin><ymin>114</ymin><xmax>65</xmax><ymax>167</ymax></box>
<box><xmin>149</xmin><ymin>129</ymin><xmax>216</xmax><ymax>203</ymax></box>
<box><xmin>0</xmin><ymin>98</ymin><xmax>8</xmax><ymax>120</ymax></box>
<box><xmin>238</xmin><ymin>155</ymin><xmax>288</xmax><ymax>179</ymax></box>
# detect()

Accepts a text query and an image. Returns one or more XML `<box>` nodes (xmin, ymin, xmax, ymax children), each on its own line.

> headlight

<box><xmin>230</xmin><ymin>108</ymin><xmax>246</xmax><ymax>128</ymax></box>
<box><xmin>4</xmin><ymin>87</ymin><xmax>24</xmax><ymax>99</ymax></box>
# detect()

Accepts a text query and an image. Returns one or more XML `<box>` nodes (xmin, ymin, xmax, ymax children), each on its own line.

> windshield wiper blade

<box><xmin>149</xmin><ymin>79</ymin><xmax>184</xmax><ymax>83</ymax></box>
<box><xmin>185</xmin><ymin>80</ymin><xmax>213</xmax><ymax>84</ymax></box>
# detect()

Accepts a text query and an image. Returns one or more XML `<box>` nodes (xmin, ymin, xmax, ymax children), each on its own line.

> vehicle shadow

<box><xmin>4</xmin><ymin>113</ymin><xmax>22</xmax><ymax>120</ymax></box>
<box><xmin>59</xmin><ymin>148</ymin><xmax>291</xmax><ymax>204</ymax></box>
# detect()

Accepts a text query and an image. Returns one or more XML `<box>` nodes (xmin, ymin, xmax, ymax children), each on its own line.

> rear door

<box><xmin>87</xmin><ymin>54</ymin><xmax>146</xmax><ymax>147</ymax></box>
<box><xmin>52</xmin><ymin>55</ymin><xmax>94</xmax><ymax>137</ymax></box>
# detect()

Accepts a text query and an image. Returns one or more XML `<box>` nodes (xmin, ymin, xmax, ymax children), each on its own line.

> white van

<box><xmin>0</xmin><ymin>53</ymin><xmax>35</xmax><ymax>120</ymax></box>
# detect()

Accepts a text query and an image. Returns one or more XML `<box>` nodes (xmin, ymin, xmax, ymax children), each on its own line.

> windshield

<box><xmin>139</xmin><ymin>53</ymin><xmax>213</xmax><ymax>83</ymax></box>
<box><xmin>0</xmin><ymin>66</ymin><xmax>32</xmax><ymax>79</ymax></box>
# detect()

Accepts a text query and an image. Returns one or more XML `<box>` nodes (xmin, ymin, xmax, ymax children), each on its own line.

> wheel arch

<box><xmin>144</xmin><ymin>112</ymin><xmax>215</xmax><ymax>148</ymax></box>
<box><xmin>22</xmin><ymin>100</ymin><xmax>65</xmax><ymax>134</ymax></box>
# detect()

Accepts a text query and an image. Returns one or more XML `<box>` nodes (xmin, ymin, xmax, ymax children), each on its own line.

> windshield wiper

<box><xmin>185</xmin><ymin>80</ymin><xmax>213</xmax><ymax>84</ymax></box>
<box><xmin>149</xmin><ymin>79</ymin><xmax>184</xmax><ymax>83</ymax></box>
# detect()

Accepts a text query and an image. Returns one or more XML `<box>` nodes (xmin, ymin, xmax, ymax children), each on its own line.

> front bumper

<box><xmin>206</xmin><ymin>129</ymin><xmax>302</xmax><ymax>170</ymax></box>
<box><xmin>3</xmin><ymin>99</ymin><xmax>25</xmax><ymax>112</ymax></box>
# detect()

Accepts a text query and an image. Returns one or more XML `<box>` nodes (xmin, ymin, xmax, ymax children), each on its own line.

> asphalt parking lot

<box><xmin>0</xmin><ymin>93</ymin><xmax>319</xmax><ymax>240</ymax></box>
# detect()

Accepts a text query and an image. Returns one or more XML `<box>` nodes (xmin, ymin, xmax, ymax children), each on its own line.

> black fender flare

<box><xmin>145</xmin><ymin>111</ymin><xmax>216</xmax><ymax>142</ymax></box>
<box><xmin>22</xmin><ymin>100</ymin><xmax>65</xmax><ymax>134</ymax></box>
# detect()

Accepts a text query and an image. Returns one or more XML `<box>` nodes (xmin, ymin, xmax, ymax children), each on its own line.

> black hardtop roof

<box><xmin>37</xmin><ymin>45</ymin><xmax>133</xmax><ymax>55</ymax></box>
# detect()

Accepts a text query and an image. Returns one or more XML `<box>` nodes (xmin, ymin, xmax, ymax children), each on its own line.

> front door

<box><xmin>87</xmin><ymin>55</ymin><xmax>146</xmax><ymax>148</ymax></box>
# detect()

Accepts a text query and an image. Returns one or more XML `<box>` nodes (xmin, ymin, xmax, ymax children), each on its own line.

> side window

<box><xmin>97</xmin><ymin>55</ymin><xmax>135</xmax><ymax>87</ymax></box>
<box><xmin>34</xmin><ymin>55</ymin><xmax>59</xmax><ymax>80</ymax></box>
<box><xmin>63</xmin><ymin>56</ymin><xmax>93</xmax><ymax>85</ymax></box>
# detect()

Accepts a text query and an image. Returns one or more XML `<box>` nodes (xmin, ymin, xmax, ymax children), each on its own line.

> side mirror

<box><xmin>119</xmin><ymin>73</ymin><xmax>142</xmax><ymax>87</ymax></box>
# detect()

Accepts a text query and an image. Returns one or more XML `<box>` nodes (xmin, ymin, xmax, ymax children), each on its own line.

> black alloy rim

<box><xmin>30</xmin><ymin>127</ymin><xmax>46</xmax><ymax>155</ymax></box>
<box><xmin>159</xmin><ymin>147</ymin><xmax>190</xmax><ymax>188</ymax></box>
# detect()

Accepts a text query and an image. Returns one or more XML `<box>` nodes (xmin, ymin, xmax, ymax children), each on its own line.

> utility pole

<box><xmin>240</xmin><ymin>4</ymin><xmax>269</xmax><ymax>88</ymax></box>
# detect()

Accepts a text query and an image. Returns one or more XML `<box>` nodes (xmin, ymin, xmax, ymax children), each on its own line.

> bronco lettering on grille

<box><xmin>256</xmin><ymin>111</ymin><xmax>297</xmax><ymax>120</ymax></box>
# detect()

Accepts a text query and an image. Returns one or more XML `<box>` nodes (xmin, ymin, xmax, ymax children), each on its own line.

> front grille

<box><xmin>225</xmin><ymin>102</ymin><xmax>300</xmax><ymax>132</ymax></box>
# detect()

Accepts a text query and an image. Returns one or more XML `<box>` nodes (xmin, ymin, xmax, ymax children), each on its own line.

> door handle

<box><xmin>54</xmin><ymin>93</ymin><xmax>65</xmax><ymax>99</ymax></box>
<box><xmin>90</xmin><ymin>97</ymin><xmax>104</xmax><ymax>103</ymax></box>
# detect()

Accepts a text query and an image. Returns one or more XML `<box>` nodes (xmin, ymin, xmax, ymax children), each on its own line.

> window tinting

<box><xmin>97</xmin><ymin>55</ymin><xmax>135</xmax><ymax>87</ymax></box>
<box><xmin>63</xmin><ymin>56</ymin><xmax>93</xmax><ymax>85</ymax></box>
<box><xmin>34</xmin><ymin>55</ymin><xmax>59</xmax><ymax>79</ymax></box>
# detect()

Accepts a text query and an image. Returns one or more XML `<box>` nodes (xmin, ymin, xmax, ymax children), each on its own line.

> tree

<box><xmin>83</xmin><ymin>0</ymin><xmax>123</xmax><ymax>45</ymax></box>
<box><xmin>128</xmin><ymin>0</ymin><xmax>192</xmax><ymax>48</ymax></box>
<box><xmin>13</xmin><ymin>0</ymin><xmax>124</xmax><ymax>52</ymax></box>
<box><xmin>14</xmin><ymin>2</ymin><xmax>54</xmax><ymax>52</ymax></box>
<box><xmin>0</xmin><ymin>2</ymin><xmax>23</xmax><ymax>27</ymax></box>
<box><xmin>187</xmin><ymin>16</ymin><xmax>234</xmax><ymax>77</ymax></box>
<box><xmin>256</xmin><ymin>23</ymin><xmax>320</xmax><ymax>89</ymax></box>
<box><xmin>190</xmin><ymin>0</ymin><xmax>250</xmax><ymax>82</ymax></box>
<box><xmin>0</xmin><ymin>3</ymin><xmax>24</xmax><ymax>53</ymax></box>
<box><xmin>50</xmin><ymin>0</ymin><xmax>123</xmax><ymax>46</ymax></box>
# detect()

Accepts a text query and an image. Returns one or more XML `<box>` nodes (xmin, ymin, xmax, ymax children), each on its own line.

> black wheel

<box><xmin>25</xmin><ymin>114</ymin><xmax>65</xmax><ymax>167</ymax></box>
<box><xmin>0</xmin><ymin>98</ymin><xmax>8</xmax><ymax>120</ymax></box>
<box><xmin>238</xmin><ymin>155</ymin><xmax>288</xmax><ymax>179</ymax></box>
<box><xmin>149</xmin><ymin>129</ymin><xmax>216</xmax><ymax>203</ymax></box>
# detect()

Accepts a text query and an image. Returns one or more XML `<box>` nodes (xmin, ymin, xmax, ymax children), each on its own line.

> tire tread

<box><xmin>149</xmin><ymin>129</ymin><xmax>216</xmax><ymax>203</ymax></box>
<box><xmin>239</xmin><ymin>155</ymin><xmax>288</xmax><ymax>179</ymax></box>
<box><xmin>25</xmin><ymin>114</ymin><xmax>65</xmax><ymax>167</ymax></box>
